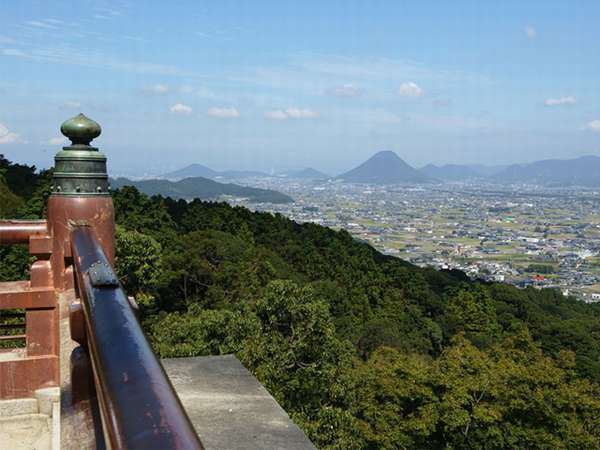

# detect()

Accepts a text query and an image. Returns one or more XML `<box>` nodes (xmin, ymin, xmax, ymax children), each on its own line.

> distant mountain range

<box><xmin>162</xmin><ymin>164</ymin><xmax>268</xmax><ymax>180</ymax></box>
<box><xmin>162</xmin><ymin>164</ymin><xmax>330</xmax><ymax>181</ymax></box>
<box><xmin>160</xmin><ymin>154</ymin><xmax>600</xmax><ymax>187</ymax></box>
<box><xmin>420</xmin><ymin>164</ymin><xmax>483</xmax><ymax>181</ymax></box>
<box><xmin>418</xmin><ymin>156</ymin><xmax>600</xmax><ymax>186</ymax></box>
<box><xmin>490</xmin><ymin>156</ymin><xmax>600</xmax><ymax>186</ymax></box>
<box><xmin>281</xmin><ymin>168</ymin><xmax>330</xmax><ymax>180</ymax></box>
<box><xmin>337</xmin><ymin>151</ymin><xmax>431</xmax><ymax>184</ymax></box>
<box><xmin>111</xmin><ymin>176</ymin><xmax>294</xmax><ymax>203</ymax></box>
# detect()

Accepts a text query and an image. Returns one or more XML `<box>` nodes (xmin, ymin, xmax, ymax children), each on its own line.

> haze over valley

<box><xmin>143</xmin><ymin>151</ymin><xmax>600</xmax><ymax>302</ymax></box>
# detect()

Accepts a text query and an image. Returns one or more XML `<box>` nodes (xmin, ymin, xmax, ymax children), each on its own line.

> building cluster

<box><xmin>222</xmin><ymin>176</ymin><xmax>600</xmax><ymax>302</ymax></box>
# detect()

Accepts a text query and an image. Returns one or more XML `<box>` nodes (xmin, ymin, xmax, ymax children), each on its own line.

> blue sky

<box><xmin>0</xmin><ymin>0</ymin><xmax>599</xmax><ymax>175</ymax></box>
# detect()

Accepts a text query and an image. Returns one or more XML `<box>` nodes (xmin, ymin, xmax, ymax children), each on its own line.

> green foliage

<box><xmin>0</xmin><ymin>173</ymin><xmax>24</xmax><ymax>218</ymax></box>
<box><xmin>352</xmin><ymin>333</ymin><xmax>600</xmax><ymax>449</ymax></box>
<box><xmin>0</xmin><ymin>245</ymin><xmax>31</xmax><ymax>281</ymax></box>
<box><xmin>115</xmin><ymin>185</ymin><xmax>600</xmax><ymax>449</ymax></box>
<box><xmin>525</xmin><ymin>263</ymin><xmax>555</xmax><ymax>274</ymax></box>
<box><xmin>115</xmin><ymin>226</ymin><xmax>163</xmax><ymax>309</ymax></box>
<box><xmin>241</xmin><ymin>281</ymin><xmax>353</xmax><ymax>414</ymax></box>
<box><xmin>3</xmin><ymin>153</ymin><xmax>600</xmax><ymax>449</ymax></box>
<box><xmin>149</xmin><ymin>307</ymin><xmax>260</xmax><ymax>357</ymax></box>
<box><xmin>16</xmin><ymin>169</ymin><xmax>53</xmax><ymax>219</ymax></box>
<box><xmin>0</xmin><ymin>154</ymin><xmax>39</xmax><ymax>199</ymax></box>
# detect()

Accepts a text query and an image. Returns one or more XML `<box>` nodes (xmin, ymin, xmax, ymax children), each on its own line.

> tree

<box><xmin>240</xmin><ymin>280</ymin><xmax>353</xmax><ymax>415</ymax></box>
<box><xmin>0</xmin><ymin>173</ymin><xmax>23</xmax><ymax>218</ymax></box>
<box><xmin>115</xmin><ymin>226</ymin><xmax>163</xmax><ymax>310</ymax></box>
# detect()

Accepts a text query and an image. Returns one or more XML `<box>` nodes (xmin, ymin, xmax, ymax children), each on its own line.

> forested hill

<box><xmin>2</xmin><ymin>154</ymin><xmax>600</xmax><ymax>449</ymax></box>
<box><xmin>111</xmin><ymin>176</ymin><xmax>293</xmax><ymax>204</ymax></box>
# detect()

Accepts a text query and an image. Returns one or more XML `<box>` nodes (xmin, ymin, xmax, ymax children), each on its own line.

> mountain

<box><xmin>283</xmin><ymin>168</ymin><xmax>330</xmax><ymax>180</ymax></box>
<box><xmin>162</xmin><ymin>164</ymin><xmax>218</xmax><ymax>180</ymax></box>
<box><xmin>492</xmin><ymin>155</ymin><xmax>600</xmax><ymax>186</ymax></box>
<box><xmin>162</xmin><ymin>164</ymin><xmax>269</xmax><ymax>180</ymax></box>
<box><xmin>4</xmin><ymin>151</ymin><xmax>600</xmax><ymax>450</ymax></box>
<box><xmin>337</xmin><ymin>151</ymin><xmax>431</xmax><ymax>184</ymax></box>
<box><xmin>467</xmin><ymin>164</ymin><xmax>509</xmax><ymax>177</ymax></box>
<box><xmin>420</xmin><ymin>164</ymin><xmax>482</xmax><ymax>181</ymax></box>
<box><xmin>111</xmin><ymin>176</ymin><xmax>293</xmax><ymax>203</ymax></box>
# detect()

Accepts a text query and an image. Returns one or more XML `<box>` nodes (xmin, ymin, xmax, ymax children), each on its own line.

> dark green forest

<box><xmin>2</xmin><ymin>155</ymin><xmax>600</xmax><ymax>449</ymax></box>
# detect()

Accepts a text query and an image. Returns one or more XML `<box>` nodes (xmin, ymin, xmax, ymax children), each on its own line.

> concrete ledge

<box><xmin>162</xmin><ymin>355</ymin><xmax>316</xmax><ymax>450</ymax></box>
<box><xmin>0</xmin><ymin>398</ymin><xmax>38</xmax><ymax>417</ymax></box>
<box><xmin>0</xmin><ymin>413</ymin><xmax>51</xmax><ymax>450</ymax></box>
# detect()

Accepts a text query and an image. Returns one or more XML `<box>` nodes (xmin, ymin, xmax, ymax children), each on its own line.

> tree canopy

<box><xmin>2</xmin><ymin>154</ymin><xmax>600</xmax><ymax>449</ymax></box>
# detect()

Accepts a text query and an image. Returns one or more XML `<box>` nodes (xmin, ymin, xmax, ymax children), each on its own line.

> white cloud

<box><xmin>63</xmin><ymin>101</ymin><xmax>81</xmax><ymax>109</ymax></box>
<box><xmin>327</xmin><ymin>84</ymin><xmax>362</xmax><ymax>98</ymax></box>
<box><xmin>0</xmin><ymin>35</ymin><xmax>16</xmax><ymax>44</ymax></box>
<box><xmin>0</xmin><ymin>123</ymin><xmax>21</xmax><ymax>144</ymax></box>
<box><xmin>207</xmin><ymin>107</ymin><xmax>240</xmax><ymax>118</ymax></box>
<box><xmin>544</xmin><ymin>96</ymin><xmax>576</xmax><ymax>106</ymax></box>
<box><xmin>2</xmin><ymin>46</ymin><xmax>192</xmax><ymax>77</ymax></box>
<box><xmin>169</xmin><ymin>103</ymin><xmax>193</xmax><ymax>115</ymax></box>
<box><xmin>286</xmin><ymin>108</ymin><xmax>317</xmax><ymax>118</ymax></box>
<box><xmin>26</xmin><ymin>20</ymin><xmax>58</xmax><ymax>30</ymax></box>
<box><xmin>265</xmin><ymin>108</ymin><xmax>318</xmax><ymax>120</ymax></box>
<box><xmin>525</xmin><ymin>26</ymin><xmax>537</xmax><ymax>39</ymax></box>
<box><xmin>264</xmin><ymin>110</ymin><xmax>288</xmax><ymax>120</ymax></box>
<box><xmin>585</xmin><ymin>119</ymin><xmax>600</xmax><ymax>132</ymax></box>
<box><xmin>2</xmin><ymin>49</ymin><xmax>26</xmax><ymax>57</ymax></box>
<box><xmin>398</xmin><ymin>81</ymin><xmax>424</xmax><ymax>98</ymax></box>
<box><xmin>144</xmin><ymin>84</ymin><xmax>170</xmax><ymax>94</ymax></box>
<box><xmin>48</xmin><ymin>136</ymin><xmax>67</xmax><ymax>145</ymax></box>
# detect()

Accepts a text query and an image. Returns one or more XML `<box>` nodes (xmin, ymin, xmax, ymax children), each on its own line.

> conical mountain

<box><xmin>162</xmin><ymin>163</ymin><xmax>218</xmax><ymax>180</ymax></box>
<box><xmin>337</xmin><ymin>151</ymin><xmax>430</xmax><ymax>184</ymax></box>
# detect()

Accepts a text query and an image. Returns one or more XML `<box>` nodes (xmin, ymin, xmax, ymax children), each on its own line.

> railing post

<box><xmin>46</xmin><ymin>114</ymin><xmax>115</xmax><ymax>291</ymax></box>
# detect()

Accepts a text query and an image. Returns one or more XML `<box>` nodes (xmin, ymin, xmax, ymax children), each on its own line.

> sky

<box><xmin>0</xmin><ymin>0</ymin><xmax>599</xmax><ymax>176</ymax></box>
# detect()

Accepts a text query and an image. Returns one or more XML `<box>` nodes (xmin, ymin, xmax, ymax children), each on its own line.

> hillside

<box><xmin>492</xmin><ymin>155</ymin><xmax>600</xmax><ymax>186</ymax></box>
<box><xmin>3</xmin><ymin>153</ymin><xmax>600</xmax><ymax>449</ymax></box>
<box><xmin>337</xmin><ymin>151</ymin><xmax>431</xmax><ymax>184</ymax></box>
<box><xmin>283</xmin><ymin>168</ymin><xmax>330</xmax><ymax>180</ymax></box>
<box><xmin>111</xmin><ymin>176</ymin><xmax>293</xmax><ymax>203</ymax></box>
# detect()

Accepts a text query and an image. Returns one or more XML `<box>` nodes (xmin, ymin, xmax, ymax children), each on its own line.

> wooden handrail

<box><xmin>71</xmin><ymin>226</ymin><xmax>204</xmax><ymax>450</ymax></box>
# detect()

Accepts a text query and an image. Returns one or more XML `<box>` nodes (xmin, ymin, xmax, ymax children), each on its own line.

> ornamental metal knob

<box><xmin>52</xmin><ymin>114</ymin><xmax>109</xmax><ymax>196</ymax></box>
<box><xmin>60</xmin><ymin>113</ymin><xmax>101</xmax><ymax>146</ymax></box>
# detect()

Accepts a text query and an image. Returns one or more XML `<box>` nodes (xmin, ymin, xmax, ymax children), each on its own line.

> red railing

<box><xmin>70</xmin><ymin>225</ymin><xmax>204</xmax><ymax>450</ymax></box>
<box><xmin>0</xmin><ymin>220</ymin><xmax>48</xmax><ymax>244</ymax></box>
<box><xmin>0</xmin><ymin>220</ymin><xmax>59</xmax><ymax>399</ymax></box>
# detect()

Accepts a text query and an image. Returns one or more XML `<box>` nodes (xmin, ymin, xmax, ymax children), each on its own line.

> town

<box><xmin>227</xmin><ymin>177</ymin><xmax>600</xmax><ymax>302</ymax></box>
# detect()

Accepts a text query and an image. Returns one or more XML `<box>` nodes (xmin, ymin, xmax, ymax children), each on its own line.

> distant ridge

<box><xmin>337</xmin><ymin>151</ymin><xmax>430</xmax><ymax>184</ymax></box>
<box><xmin>283</xmin><ymin>168</ymin><xmax>330</xmax><ymax>180</ymax></box>
<box><xmin>420</xmin><ymin>164</ymin><xmax>482</xmax><ymax>181</ymax></box>
<box><xmin>111</xmin><ymin>176</ymin><xmax>294</xmax><ymax>203</ymax></box>
<box><xmin>162</xmin><ymin>164</ymin><xmax>268</xmax><ymax>180</ymax></box>
<box><xmin>217</xmin><ymin>170</ymin><xmax>269</xmax><ymax>179</ymax></box>
<box><xmin>492</xmin><ymin>155</ymin><xmax>600</xmax><ymax>186</ymax></box>
<box><xmin>162</xmin><ymin>164</ymin><xmax>218</xmax><ymax>179</ymax></box>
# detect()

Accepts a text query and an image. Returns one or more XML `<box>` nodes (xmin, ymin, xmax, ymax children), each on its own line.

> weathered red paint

<box><xmin>0</xmin><ymin>356</ymin><xmax>59</xmax><ymax>399</ymax></box>
<box><xmin>47</xmin><ymin>195</ymin><xmax>115</xmax><ymax>290</ymax></box>
<box><xmin>0</xmin><ymin>220</ymin><xmax>47</xmax><ymax>245</ymax></box>
<box><xmin>0</xmin><ymin>224</ymin><xmax>59</xmax><ymax>399</ymax></box>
